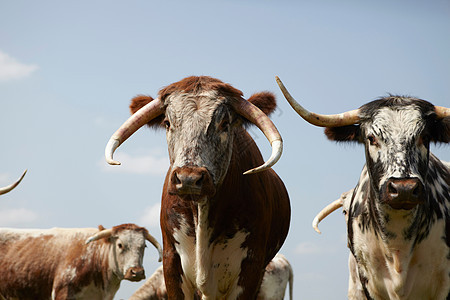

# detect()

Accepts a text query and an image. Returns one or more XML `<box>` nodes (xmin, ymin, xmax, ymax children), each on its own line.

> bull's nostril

<box><xmin>412</xmin><ymin>183</ymin><xmax>421</xmax><ymax>197</ymax></box>
<box><xmin>173</xmin><ymin>173</ymin><xmax>181</xmax><ymax>185</ymax></box>
<box><xmin>388</xmin><ymin>182</ymin><xmax>398</xmax><ymax>195</ymax></box>
<box><xmin>195</xmin><ymin>174</ymin><xmax>204</xmax><ymax>187</ymax></box>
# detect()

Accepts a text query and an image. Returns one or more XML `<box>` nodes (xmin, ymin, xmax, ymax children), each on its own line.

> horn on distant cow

<box><xmin>85</xmin><ymin>228</ymin><xmax>113</xmax><ymax>244</ymax></box>
<box><xmin>312</xmin><ymin>198</ymin><xmax>343</xmax><ymax>234</ymax></box>
<box><xmin>435</xmin><ymin>106</ymin><xmax>450</xmax><ymax>119</ymax></box>
<box><xmin>276</xmin><ymin>76</ymin><xmax>360</xmax><ymax>127</ymax></box>
<box><xmin>0</xmin><ymin>170</ymin><xmax>27</xmax><ymax>195</ymax></box>
<box><xmin>231</xmin><ymin>98</ymin><xmax>283</xmax><ymax>175</ymax></box>
<box><xmin>144</xmin><ymin>231</ymin><xmax>163</xmax><ymax>262</ymax></box>
<box><xmin>105</xmin><ymin>98</ymin><xmax>164</xmax><ymax>165</ymax></box>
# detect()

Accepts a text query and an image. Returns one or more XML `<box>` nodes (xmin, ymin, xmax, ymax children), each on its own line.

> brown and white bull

<box><xmin>129</xmin><ymin>253</ymin><xmax>293</xmax><ymax>300</ymax></box>
<box><xmin>0</xmin><ymin>223</ymin><xmax>162</xmax><ymax>300</ymax></box>
<box><xmin>0</xmin><ymin>170</ymin><xmax>26</xmax><ymax>195</ymax></box>
<box><xmin>277</xmin><ymin>77</ymin><xmax>450</xmax><ymax>299</ymax></box>
<box><xmin>105</xmin><ymin>76</ymin><xmax>291</xmax><ymax>299</ymax></box>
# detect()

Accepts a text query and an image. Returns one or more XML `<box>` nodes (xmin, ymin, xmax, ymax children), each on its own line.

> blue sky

<box><xmin>1</xmin><ymin>1</ymin><xmax>449</xmax><ymax>299</ymax></box>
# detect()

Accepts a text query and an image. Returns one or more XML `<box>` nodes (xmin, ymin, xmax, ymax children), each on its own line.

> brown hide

<box><xmin>0</xmin><ymin>230</ymin><xmax>108</xmax><ymax>299</ymax></box>
<box><xmin>160</xmin><ymin>127</ymin><xmax>290</xmax><ymax>299</ymax></box>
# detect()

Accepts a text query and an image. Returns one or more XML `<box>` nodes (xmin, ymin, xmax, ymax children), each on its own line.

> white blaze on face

<box><xmin>364</xmin><ymin>106</ymin><xmax>428</xmax><ymax>188</ymax></box>
<box><xmin>112</xmin><ymin>229</ymin><xmax>146</xmax><ymax>278</ymax></box>
<box><xmin>164</xmin><ymin>91</ymin><xmax>234</xmax><ymax>185</ymax></box>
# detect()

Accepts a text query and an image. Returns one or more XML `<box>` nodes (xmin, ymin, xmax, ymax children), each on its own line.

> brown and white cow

<box><xmin>0</xmin><ymin>223</ymin><xmax>162</xmax><ymax>300</ymax></box>
<box><xmin>0</xmin><ymin>170</ymin><xmax>26</xmax><ymax>195</ymax></box>
<box><xmin>129</xmin><ymin>253</ymin><xmax>293</xmax><ymax>300</ymax></box>
<box><xmin>105</xmin><ymin>76</ymin><xmax>291</xmax><ymax>299</ymax></box>
<box><xmin>277</xmin><ymin>76</ymin><xmax>450</xmax><ymax>299</ymax></box>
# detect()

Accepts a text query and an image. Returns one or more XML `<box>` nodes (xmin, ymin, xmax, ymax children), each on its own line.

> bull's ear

<box><xmin>432</xmin><ymin>117</ymin><xmax>450</xmax><ymax>143</ymax></box>
<box><xmin>247</xmin><ymin>92</ymin><xmax>276</xmax><ymax>116</ymax></box>
<box><xmin>129</xmin><ymin>95</ymin><xmax>165</xmax><ymax>128</ymax></box>
<box><xmin>324</xmin><ymin>125</ymin><xmax>361</xmax><ymax>143</ymax></box>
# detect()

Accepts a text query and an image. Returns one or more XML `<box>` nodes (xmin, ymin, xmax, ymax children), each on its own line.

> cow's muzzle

<box><xmin>383</xmin><ymin>178</ymin><xmax>424</xmax><ymax>210</ymax></box>
<box><xmin>124</xmin><ymin>266</ymin><xmax>145</xmax><ymax>282</ymax></box>
<box><xmin>168</xmin><ymin>166</ymin><xmax>215</xmax><ymax>200</ymax></box>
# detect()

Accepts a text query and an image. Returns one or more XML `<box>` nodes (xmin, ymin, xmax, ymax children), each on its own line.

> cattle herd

<box><xmin>0</xmin><ymin>75</ymin><xmax>449</xmax><ymax>299</ymax></box>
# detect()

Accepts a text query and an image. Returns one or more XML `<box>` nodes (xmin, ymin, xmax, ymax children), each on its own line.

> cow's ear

<box><xmin>324</xmin><ymin>125</ymin><xmax>361</xmax><ymax>143</ymax></box>
<box><xmin>431</xmin><ymin>117</ymin><xmax>450</xmax><ymax>143</ymax></box>
<box><xmin>247</xmin><ymin>92</ymin><xmax>276</xmax><ymax>116</ymax></box>
<box><xmin>129</xmin><ymin>95</ymin><xmax>165</xmax><ymax>128</ymax></box>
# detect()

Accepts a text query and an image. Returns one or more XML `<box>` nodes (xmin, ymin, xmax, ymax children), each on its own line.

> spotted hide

<box><xmin>106</xmin><ymin>76</ymin><xmax>291</xmax><ymax>299</ymax></box>
<box><xmin>277</xmin><ymin>77</ymin><xmax>450</xmax><ymax>300</ymax></box>
<box><xmin>0</xmin><ymin>224</ymin><xmax>162</xmax><ymax>300</ymax></box>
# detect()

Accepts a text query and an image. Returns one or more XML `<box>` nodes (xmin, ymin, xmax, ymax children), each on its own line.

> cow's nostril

<box><xmin>195</xmin><ymin>174</ymin><xmax>204</xmax><ymax>187</ymax></box>
<box><xmin>173</xmin><ymin>173</ymin><xmax>181</xmax><ymax>185</ymax></box>
<box><xmin>388</xmin><ymin>182</ymin><xmax>398</xmax><ymax>195</ymax></box>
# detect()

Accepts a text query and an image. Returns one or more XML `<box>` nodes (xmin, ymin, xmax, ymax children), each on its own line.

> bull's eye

<box><xmin>163</xmin><ymin>120</ymin><xmax>170</xmax><ymax>130</ymax></box>
<box><xmin>118</xmin><ymin>242</ymin><xmax>123</xmax><ymax>249</ymax></box>
<box><xmin>367</xmin><ymin>134</ymin><xmax>378</xmax><ymax>146</ymax></box>
<box><xmin>419</xmin><ymin>135</ymin><xmax>430</xmax><ymax>147</ymax></box>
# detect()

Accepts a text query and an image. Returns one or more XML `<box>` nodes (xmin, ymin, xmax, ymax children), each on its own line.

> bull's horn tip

<box><xmin>312</xmin><ymin>218</ymin><xmax>322</xmax><ymax>234</ymax></box>
<box><xmin>106</xmin><ymin>159</ymin><xmax>122</xmax><ymax>166</ymax></box>
<box><xmin>243</xmin><ymin>169</ymin><xmax>256</xmax><ymax>175</ymax></box>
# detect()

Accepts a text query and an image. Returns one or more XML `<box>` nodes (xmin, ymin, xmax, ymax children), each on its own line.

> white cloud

<box><xmin>0</xmin><ymin>51</ymin><xmax>38</xmax><ymax>81</ymax></box>
<box><xmin>294</xmin><ymin>241</ymin><xmax>337</xmax><ymax>255</ymax></box>
<box><xmin>0</xmin><ymin>208</ymin><xmax>38</xmax><ymax>226</ymax></box>
<box><xmin>138</xmin><ymin>203</ymin><xmax>161</xmax><ymax>229</ymax></box>
<box><xmin>99</xmin><ymin>151</ymin><xmax>169</xmax><ymax>175</ymax></box>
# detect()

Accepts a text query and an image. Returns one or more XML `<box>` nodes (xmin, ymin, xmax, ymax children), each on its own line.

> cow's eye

<box><xmin>118</xmin><ymin>242</ymin><xmax>123</xmax><ymax>249</ymax></box>
<box><xmin>419</xmin><ymin>135</ymin><xmax>430</xmax><ymax>146</ymax></box>
<box><xmin>368</xmin><ymin>135</ymin><xmax>378</xmax><ymax>146</ymax></box>
<box><xmin>163</xmin><ymin>120</ymin><xmax>170</xmax><ymax>130</ymax></box>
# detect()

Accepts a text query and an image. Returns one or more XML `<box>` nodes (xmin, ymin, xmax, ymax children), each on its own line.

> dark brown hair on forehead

<box><xmin>158</xmin><ymin>76</ymin><xmax>243</xmax><ymax>101</ymax></box>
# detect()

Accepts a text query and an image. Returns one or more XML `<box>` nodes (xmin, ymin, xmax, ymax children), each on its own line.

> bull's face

<box><xmin>105</xmin><ymin>76</ymin><xmax>283</xmax><ymax>201</ymax></box>
<box><xmin>163</xmin><ymin>91</ymin><xmax>235</xmax><ymax>199</ymax></box>
<box><xmin>276</xmin><ymin>77</ymin><xmax>450</xmax><ymax>211</ymax></box>
<box><xmin>357</xmin><ymin>101</ymin><xmax>430</xmax><ymax>209</ymax></box>
<box><xmin>111</xmin><ymin>229</ymin><xmax>146</xmax><ymax>282</ymax></box>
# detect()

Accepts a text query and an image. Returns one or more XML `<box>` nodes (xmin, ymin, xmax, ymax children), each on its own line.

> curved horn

<box><xmin>312</xmin><ymin>198</ymin><xmax>343</xmax><ymax>234</ymax></box>
<box><xmin>231</xmin><ymin>98</ymin><xmax>283</xmax><ymax>175</ymax></box>
<box><xmin>276</xmin><ymin>76</ymin><xmax>360</xmax><ymax>127</ymax></box>
<box><xmin>105</xmin><ymin>98</ymin><xmax>164</xmax><ymax>165</ymax></box>
<box><xmin>85</xmin><ymin>228</ymin><xmax>113</xmax><ymax>244</ymax></box>
<box><xmin>144</xmin><ymin>231</ymin><xmax>163</xmax><ymax>262</ymax></box>
<box><xmin>435</xmin><ymin>106</ymin><xmax>450</xmax><ymax>119</ymax></box>
<box><xmin>0</xmin><ymin>170</ymin><xmax>27</xmax><ymax>195</ymax></box>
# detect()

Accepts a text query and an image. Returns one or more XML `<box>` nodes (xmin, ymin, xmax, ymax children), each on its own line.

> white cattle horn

<box><xmin>105</xmin><ymin>98</ymin><xmax>164</xmax><ymax>165</ymax></box>
<box><xmin>145</xmin><ymin>231</ymin><xmax>163</xmax><ymax>262</ymax></box>
<box><xmin>312</xmin><ymin>198</ymin><xmax>343</xmax><ymax>234</ymax></box>
<box><xmin>85</xmin><ymin>228</ymin><xmax>113</xmax><ymax>244</ymax></box>
<box><xmin>231</xmin><ymin>98</ymin><xmax>283</xmax><ymax>175</ymax></box>
<box><xmin>0</xmin><ymin>170</ymin><xmax>27</xmax><ymax>195</ymax></box>
<box><xmin>435</xmin><ymin>106</ymin><xmax>450</xmax><ymax>119</ymax></box>
<box><xmin>276</xmin><ymin>76</ymin><xmax>360</xmax><ymax>127</ymax></box>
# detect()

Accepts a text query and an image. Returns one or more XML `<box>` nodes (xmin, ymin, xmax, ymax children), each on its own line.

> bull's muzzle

<box><xmin>383</xmin><ymin>178</ymin><xmax>424</xmax><ymax>210</ymax></box>
<box><xmin>124</xmin><ymin>266</ymin><xmax>145</xmax><ymax>282</ymax></box>
<box><xmin>169</xmin><ymin>166</ymin><xmax>215</xmax><ymax>199</ymax></box>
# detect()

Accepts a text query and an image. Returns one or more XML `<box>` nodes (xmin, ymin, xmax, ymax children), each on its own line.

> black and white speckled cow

<box><xmin>277</xmin><ymin>77</ymin><xmax>450</xmax><ymax>300</ymax></box>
